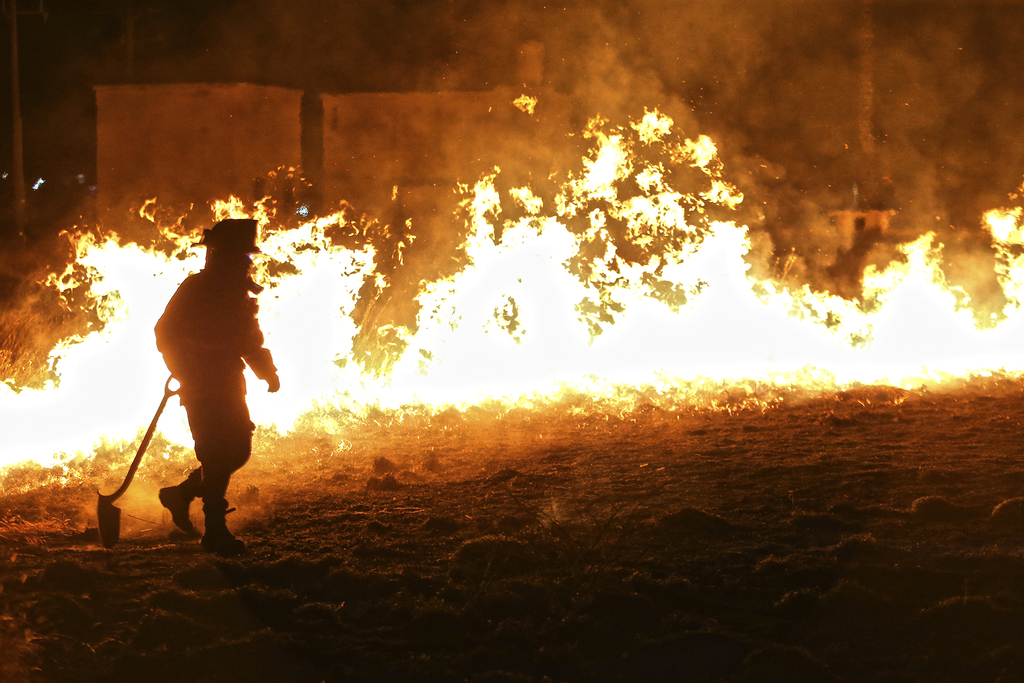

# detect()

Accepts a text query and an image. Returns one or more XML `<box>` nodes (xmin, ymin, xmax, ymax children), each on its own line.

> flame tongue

<box><xmin>4</xmin><ymin>109</ymin><xmax>1024</xmax><ymax>468</ymax></box>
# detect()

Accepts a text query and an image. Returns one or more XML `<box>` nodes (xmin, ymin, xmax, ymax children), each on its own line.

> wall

<box><xmin>95</xmin><ymin>83</ymin><xmax>303</xmax><ymax>234</ymax></box>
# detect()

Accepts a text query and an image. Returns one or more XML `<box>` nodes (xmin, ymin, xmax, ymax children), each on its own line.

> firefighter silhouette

<box><xmin>155</xmin><ymin>218</ymin><xmax>280</xmax><ymax>556</ymax></box>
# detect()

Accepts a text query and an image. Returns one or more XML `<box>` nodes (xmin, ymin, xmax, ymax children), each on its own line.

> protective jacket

<box><xmin>155</xmin><ymin>268</ymin><xmax>277</xmax><ymax>406</ymax></box>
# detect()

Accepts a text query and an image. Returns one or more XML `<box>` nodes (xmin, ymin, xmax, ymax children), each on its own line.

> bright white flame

<box><xmin>2</xmin><ymin>238</ymin><xmax>200</xmax><ymax>460</ymax></box>
<box><xmin>6</xmin><ymin>110</ymin><xmax>1024</xmax><ymax>471</ymax></box>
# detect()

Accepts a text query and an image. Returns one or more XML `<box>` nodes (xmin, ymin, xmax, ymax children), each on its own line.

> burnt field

<box><xmin>4</xmin><ymin>381</ymin><xmax>1024</xmax><ymax>682</ymax></box>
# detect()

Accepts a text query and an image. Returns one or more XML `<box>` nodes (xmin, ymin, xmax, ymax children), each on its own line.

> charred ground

<box><xmin>4</xmin><ymin>380</ymin><xmax>1024</xmax><ymax>682</ymax></box>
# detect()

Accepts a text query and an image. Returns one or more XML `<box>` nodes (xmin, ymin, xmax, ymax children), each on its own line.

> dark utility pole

<box><xmin>6</xmin><ymin>0</ymin><xmax>44</xmax><ymax>239</ymax></box>
<box><xmin>8</xmin><ymin>0</ymin><xmax>25</xmax><ymax>236</ymax></box>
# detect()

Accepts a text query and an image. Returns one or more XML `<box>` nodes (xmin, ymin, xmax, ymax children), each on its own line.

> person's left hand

<box><xmin>267</xmin><ymin>373</ymin><xmax>281</xmax><ymax>393</ymax></box>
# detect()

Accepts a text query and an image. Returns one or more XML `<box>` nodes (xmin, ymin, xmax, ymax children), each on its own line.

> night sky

<box><xmin>3</xmin><ymin>0</ymin><xmax>1024</xmax><ymax>275</ymax></box>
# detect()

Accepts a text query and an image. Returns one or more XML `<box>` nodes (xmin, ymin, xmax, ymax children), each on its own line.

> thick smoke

<box><xmin>520</xmin><ymin>0</ymin><xmax>1024</xmax><ymax>313</ymax></box>
<box><xmin>4</xmin><ymin>0</ymin><xmax>1024</xmax><ymax>316</ymax></box>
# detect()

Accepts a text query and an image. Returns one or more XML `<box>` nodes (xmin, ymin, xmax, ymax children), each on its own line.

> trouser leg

<box><xmin>176</xmin><ymin>468</ymin><xmax>204</xmax><ymax>500</ymax></box>
<box><xmin>194</xmin><ymin>432</ymin><xmax>252</xmax><ymax>514</ymax></box>
<box><xmin>189</xmin><ymin>423</ymin><xmax>252</xmax><ymax>556</ymax></box>
<box><xmin>180</xmin><ymin>382</ymin><xmax>254</xmax><ymax>555</ymax></box>
<box><xmin>199</xmin><ymin>464</ymin><xmax>237</xmax><ymax>529</ymax></box>
<box><xmin>186</xmin><ymin>390</ymin><xmax>253</xmax><ymax>472</ymax></box>
<box><xmin>185</xmin><ymin>396</ymin><xmax>254</xmax><ymax>519</ymax></box>
<box><xmin>197</xmin><ymin>456</ymin><xmax>250</xmax><ymax>556</ymax></box>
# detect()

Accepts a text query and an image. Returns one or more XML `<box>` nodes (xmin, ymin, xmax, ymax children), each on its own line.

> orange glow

<box><xmin>4</xmin><ymin>109</ymin><xmax>1024</xmax><ymax>469</ymax></box>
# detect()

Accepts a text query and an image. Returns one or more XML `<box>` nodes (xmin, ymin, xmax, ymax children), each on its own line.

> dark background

<box><xmin>2</xmin><ymin>0</ymin><xmax>1024</xmax><ymax>294</ymax></box>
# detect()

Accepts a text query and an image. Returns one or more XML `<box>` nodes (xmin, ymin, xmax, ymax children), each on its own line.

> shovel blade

<box><xmin>97</xmin><ymin>494</ymin><xmax>121</xmax><ymax>548</ymax></box>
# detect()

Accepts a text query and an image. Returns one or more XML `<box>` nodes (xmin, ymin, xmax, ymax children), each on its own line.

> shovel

<box><xmin>97</xmin><ymin>376</ymin><xmax>179</xmax><ymax>548</ymax></box>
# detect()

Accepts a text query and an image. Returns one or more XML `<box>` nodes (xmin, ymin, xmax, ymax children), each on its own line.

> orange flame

<box><xmin>4</xmin><ymin>108</ymin><xmax>1024</xmax><ymax>469</ymax></box>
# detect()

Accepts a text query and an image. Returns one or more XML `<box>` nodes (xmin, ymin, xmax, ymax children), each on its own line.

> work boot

<box><xmin>159</xmin><ymin>469</ymin><xmax>203</xmax><ymax>536</ymax></box>
<box><xmin>159</xmin><ymin>486</ymin><xmax>196</xmax><ymax>535</ymax></box>
<box><xmin>200</xmin><ymin>498</ymin><xmax>245</xmax><ymax>557</ymax></box>
<box><xmin>201</xmin><ymin>525</ymin><xmax>246</xmax><ymax>557</ymax></box>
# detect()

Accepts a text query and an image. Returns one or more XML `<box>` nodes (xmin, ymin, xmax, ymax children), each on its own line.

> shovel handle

<box><xmin>99</xmin><ymin>376</ymin><xmax>179</xmax><ymax>504</ymax></box>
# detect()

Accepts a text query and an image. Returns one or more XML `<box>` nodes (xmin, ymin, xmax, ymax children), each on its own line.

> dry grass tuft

<box><xmin>990</xmin><ymin>497</ymin><xmax>1024</xmax><ymax>527</ymax></box>
<box><xmin>0</xmin><ymin>515</ymin><xmax>72</xmax><ymax>546</ymax></box>
<box><xmin>0</xmin><ymin>306</ymin><xmax>59</xmax><ymax>389</ymax></box>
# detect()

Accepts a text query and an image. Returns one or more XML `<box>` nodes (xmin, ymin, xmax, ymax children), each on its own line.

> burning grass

<box><xmin>0</xmin><ymin>304</ymin><xmax>69</xmax><ymax>391</ymax></box>
<box><xmin>4</xmin><ymin>380</ymin><xmax>1024</xmax><ymax>681</ymax></box>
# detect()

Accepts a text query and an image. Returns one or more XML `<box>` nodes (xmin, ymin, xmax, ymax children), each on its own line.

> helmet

<box><xmin>198</xmin><ymin>219</ymin><xmax>261</xmax><ymax>253</ymax></box>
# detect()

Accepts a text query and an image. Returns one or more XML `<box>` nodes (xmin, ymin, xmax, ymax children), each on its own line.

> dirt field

<box><xmin>4</xmin><ymin>380</ymin><xmax>1024</xmax><ymax>682</ymax></box>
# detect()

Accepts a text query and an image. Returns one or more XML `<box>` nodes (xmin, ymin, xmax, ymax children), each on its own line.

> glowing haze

<box><xmin>4</xmin><ymin>109</ymin><xmax>1024</xmax><ymax>469</ymax></box>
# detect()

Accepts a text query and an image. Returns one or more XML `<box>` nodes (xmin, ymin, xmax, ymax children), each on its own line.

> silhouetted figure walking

<box><xmin>155</xmin><ymin>218</ymin><xmax>280</xmax><ymax>556</ymax></box>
